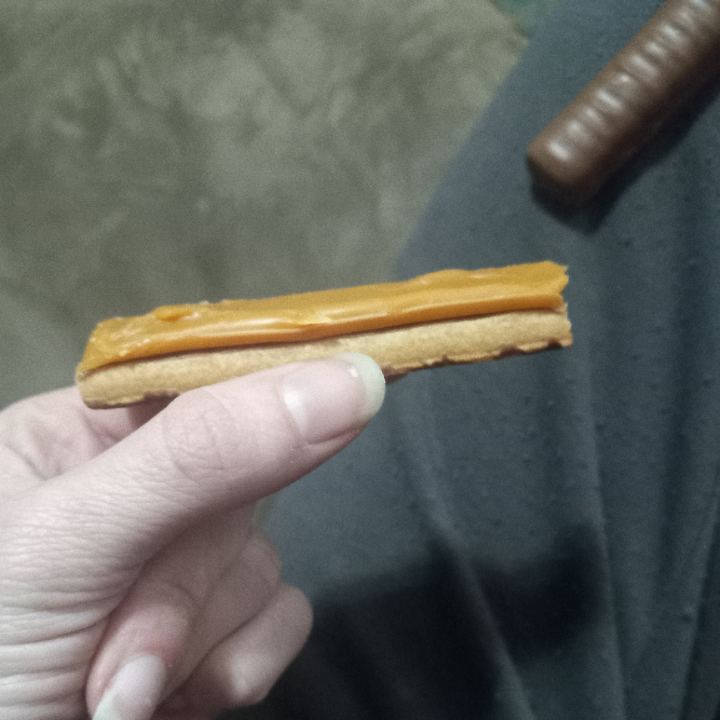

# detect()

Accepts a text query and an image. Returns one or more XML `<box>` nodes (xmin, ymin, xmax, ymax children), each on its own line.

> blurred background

<box><xmin>0</xmin><ymin>0</ymin><xmax>564</xmax><ymax>409</ymax></box>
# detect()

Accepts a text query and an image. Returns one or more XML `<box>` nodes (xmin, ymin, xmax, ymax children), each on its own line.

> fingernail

<box><xmin>336</xmin><ymin>353</ymin><xmax>386</xmax><ymax>420</ymax></box>
<box><xmin>282</xmin><ymin>353</ymin><xmax>385</xmax><ymax>444</ymax></box>
<box><xmin>92</xmin><ymin>655</ymin><xmax>167</xmax><ymax>720</ymax></box>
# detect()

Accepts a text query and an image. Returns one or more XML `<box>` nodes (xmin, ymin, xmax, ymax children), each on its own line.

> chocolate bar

<box><xmin>526</xmin><ymin>0</ymin><xmax>720</xmax><ymax>206</ymax></box>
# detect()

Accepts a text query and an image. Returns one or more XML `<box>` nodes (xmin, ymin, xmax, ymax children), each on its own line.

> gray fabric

<box><xmin>253</xmin><ymin>0</ymin><xmax>720</xmax><ymax>718</ymax></box>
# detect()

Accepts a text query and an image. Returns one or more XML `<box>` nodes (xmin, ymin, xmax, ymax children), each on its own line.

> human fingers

<box><xmin>86</xmin><ymin>510</ymin><xmax>278</xmax><ymax>712</ymax></box>
<box><xmin>157</xmin><ymin>584</ymin><xmax>312</xmax><ymax>716</ymax></box>
<box><xmin>6</xmin><ymin>354</ymin><xmax>384</xmax><ymax>586</ymax></box>
<box><xmin>0</xmin><ymin>387</ymin><xmax>170</xmax><ymax>492</ymax></box>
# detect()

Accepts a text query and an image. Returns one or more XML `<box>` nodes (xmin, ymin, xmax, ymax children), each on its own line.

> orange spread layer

<box><xmin>78</xmin><ymin>261</ymin><xmax>568</xmax><ymax>373</ymax></box>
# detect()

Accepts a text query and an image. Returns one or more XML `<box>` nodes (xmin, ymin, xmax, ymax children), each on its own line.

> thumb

<box><xmin>21</xmin><ymin>354</ymin><xmax>385</xmax><ymax>576</ymax></box>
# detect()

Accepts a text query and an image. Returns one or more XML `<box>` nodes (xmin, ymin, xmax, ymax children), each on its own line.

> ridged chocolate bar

<box><xmin>527</xmin><ymin>0</ymin><xmax>720</xmax><ymax>206</ymax></box>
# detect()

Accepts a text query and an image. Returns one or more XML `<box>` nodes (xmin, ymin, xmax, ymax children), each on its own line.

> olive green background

<box><xmin>0</xmin><ymin>0</ymin><xmax>533</xmax><ymax>408</ymax></box>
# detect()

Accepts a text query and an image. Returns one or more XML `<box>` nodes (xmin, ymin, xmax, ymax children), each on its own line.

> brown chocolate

<box><xmin>526</xmin><ymin>0</ymin><xmax>720</xmax><ymax>206</ymax></box>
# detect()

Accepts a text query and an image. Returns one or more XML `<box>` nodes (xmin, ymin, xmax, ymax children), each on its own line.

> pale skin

<box><xmin>0</xmin><ymin>354</ymin><xmax>386</xmax><ymax>720</ymax></box>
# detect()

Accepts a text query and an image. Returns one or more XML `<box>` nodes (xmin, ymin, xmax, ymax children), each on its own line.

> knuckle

<box><xmin>240</xmin><ymin>680</ymin><xmax>275</xmax><ymax>707</ymax></box>
<box><xmin>232</xmin><ymin>588</ymin><xmax>313</xmax><ymax>707</ymax></box>
<box><xmin>231</xmin><ymin>664</ymin><xmax>279</xmax><ymax>708</ymax></box>
<box><xmin>159</xmin><ymin>389</ymin><xmax>240</xmax><ymax>485</ymax></box>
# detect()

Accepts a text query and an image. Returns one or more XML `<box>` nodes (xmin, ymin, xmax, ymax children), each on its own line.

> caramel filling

<box><xmin>78</xmin><ymin>261</ymin><xmax>568</xmax><ymax>373</ymax></box>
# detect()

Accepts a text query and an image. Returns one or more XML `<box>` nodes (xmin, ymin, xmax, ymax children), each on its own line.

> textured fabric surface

<box><xmin>493</xmin><ymin>0</ymin><xmax>562</xmax><ymax>33</ymax></box>
<box><xmin>254</xmin><ymin>0</ymin><xmax>720</xmax><ymax>718</ymax></box>
<box><xmin>0</xmin><ymin>0</ymin><xmax>524</xmax><ymax>408</ymax></box>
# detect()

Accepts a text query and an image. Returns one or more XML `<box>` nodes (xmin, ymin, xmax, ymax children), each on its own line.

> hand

<box><xmin>0</xmin><ymin>354</ymin><xmax>385</xmax><ymax>720</ymax></box>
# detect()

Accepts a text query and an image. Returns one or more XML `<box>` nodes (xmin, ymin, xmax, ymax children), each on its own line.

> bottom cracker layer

<box><xmin>76</xmin><ymin>306</ymin><xmax>572</xmax><ymax>408</ymax></box>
